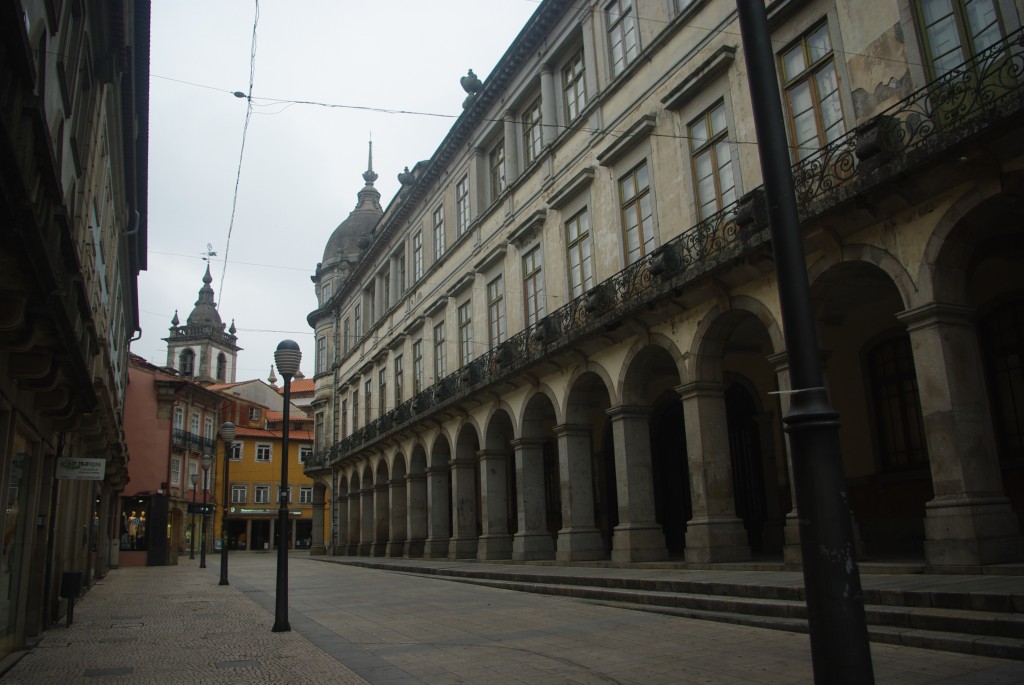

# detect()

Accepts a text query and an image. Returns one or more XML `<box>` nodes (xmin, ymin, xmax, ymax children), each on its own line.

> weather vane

<box><xmin>201</xmin><ymin>243</ymin><xmax>217</xmax><ymax>262</ymax></box>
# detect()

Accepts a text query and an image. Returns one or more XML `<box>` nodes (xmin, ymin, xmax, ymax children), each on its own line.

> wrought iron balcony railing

<box><xmin>172</xmin><ymin>429</ymin><xmax>216</xmax><ymax>454</ymax></box>
<box><xmin>308</xmin><ymin>26</ymin><xmax>1024</xmax><ymax>473</ymax></box>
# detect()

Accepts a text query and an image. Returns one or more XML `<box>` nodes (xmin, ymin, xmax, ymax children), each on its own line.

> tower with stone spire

<box><xmin>163</xmin><ymin>265</ymin><xmax>243</xmax><ymax>383</ymax></box>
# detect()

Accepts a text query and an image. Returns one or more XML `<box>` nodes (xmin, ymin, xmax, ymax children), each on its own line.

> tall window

<box><xmin>229</xmin><ymin>442</ymin><xmax>242</xmax><ymax>461</ymax></box>
<box><xmin>456</xmin><ymin>175</ymin><xmax>470</xmax><ymax>237</ymax></box>
<box><xmin>394</xmin><ymin>354</ymin><xmax>404</xmax><ymax>403</ymax></box>
<box><xmin>487</xmin><ymin>277</ymin><xmax>506</xmax><ymax>349</ymax></box>
<box><xmin>216</xmin><ymin>353</ymin><xmax>226</xmax><ymax>382</ymax></box>
<box><xmin>231</xmin><ymin>484</ymin><xmax>247</xmax><ymax>504</ymax></box>
<box><xmin>398</xmin><ymin>254</ymin><xmax>407</xmax><ymax>295</ymax></box>
<box><xmin>566</xmin><ymin>209</ymin><xmax>593</xmax><ymax>298</ymax></box>
<box><xmin>866</xmin><ymin>336</ymin><xmax>928</xmax><ymax>469</ymax></box>
<box><xmin>255</xmin><ymin>485</ymin><xmax>271</xmax><ymax>504</ymax></box>
<box><xmin>489</xmin><ymin>140</ymin><xmax>506</xmax><ymax>200</ymax></box>
<box><xmin>607</xmin><ymin>0</ymin><xmax>639</xmax><ymax>76</ymax></box>
<box><xmin>316</xmin><ymin>335</ymin><xmax>328</xmax><ymax>374</ymax></box>
<box><xmin>365</xmin><ymin>379</ymin><xmax>373</xmax><ymax>424</ymax></box>
<box><xmin>248</xmin><ymin>406</ymin><xmax>261</xmax><ymax>421</ymax></box>
<box><xmin>352</xmin><ymin>389</ymin><xmax>359</xmax><ymax>431</ymax></box>
<box><xmin>179</xmin><ymin>348</ymin><xmax>195</xmax><ymax>377</ymax></box>
<box><xmin>256</xmin><ymin>443</ymin><xmax>272</xmax><ymax>462</ymax></box>
<box><xmin>562</xmin><ymin>49</ymin><xmax>586</xmax><ymax>122</ymax></box>
<box><xmin>321</xmin><ymin>280</ymin><xmax>332</xmax><ymax>304</ymax></box>
<box><xmin>343</xmin><ymin>317</ymin><xmax>351</xmax><ymax>354</ymax></box>
<box><xmin>458</xmin><ymin>301</ymin><xmax>474</xmax><ymax>365</ymax></box>
<box><xmin>204</xmin><ymin>416</ymin><xmax>214</xmax><ymax>440</ymax></box>
<box><xmin>299</xmin><ymin>445</ymin><xmax>312</xmax><ymax>464</ymax></box>
<box><xmin>170</xmin><ymin>456</ymin><xmax>181</xmax><ymax>486</ymax></box>
<box><xmin>523</xmin><ymin>97</ymin><xmax>543</xmax><ymax>165</ymax></box>
<box><xmin>412</xmin><ymin>230</ymin><xmax>424</xmax><ymax>282</ymax></box>
<box><xmin>689</xmin><ymin>101</ymin><xmax>737</xmax><ymax>220</ymax></box>
<box><xmin>619</xmin><ymin>162</ymin><xmax>655</xmax><ymax>264</ymax></box>
<box><xmin>918</xmin><ymin>0</ymin><xmax>1002</xmax><ymax>78</ymax></box>
<box><xmin>340</xmin><ymin>399</ymin><xmax>348</xmax><ymax>439</ymax></box>
<box><xmin>190</xmin><ymin>411</ymin><xmax>200</xmax><ymax>435</ymax></box>
<box><xmin>174</xmin><ymin>406</ymin><xmax>184</xmax><ymax>431</ymax></box>
<box><xmin>432</xmin><ymin>205</ymin><xmax>446</xmax><ymax>259</ymax></box>
<box><xmin>299</xmin><ymin>486</ymin><xmax>313</xmax><ymax>504</ymax></box>
<box><xmin>378</xmin><ymin>368</ymin><xmax>387</xmax><ymax>416</ymax></box>
<box><xmin>522</xmin><ymin>246</ymin><xmax>546</xmax><ymax>326</ymax></box>
<box><xmin>354</xmin><ymin>304</ymin><xmax>362</xmax><ymax>338</ymax></box>
<box><xmin>413</xmin><ymin>339</ymin><xmax>424</xmax><ymax>393</ymax></box>
<box><xmin>434</xmin><ymin>321</ymin><xmax>448</xmax><ymax>379</ymax></box>
<box><xmin>780</xmin><ymin>23</ymin><xmax>845</xmax><ymax>162</ymax></box>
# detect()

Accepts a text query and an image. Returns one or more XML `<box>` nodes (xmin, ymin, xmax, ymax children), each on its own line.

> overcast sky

<box><xmin>135</xmin><ymin>1</ymin><xmax>539</xmax><ymax>380</ymax></box>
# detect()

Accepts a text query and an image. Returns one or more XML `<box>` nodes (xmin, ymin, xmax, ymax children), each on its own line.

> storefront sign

<box><xmin>187</xmin><ymin>503</ymin><xmax>215</xmax><ymax>515</ymax></box>
<box><xmin>230</xmin><ymin>507</ymin><xmax>303</xmax><ymax>516</ymax></box>
<box><xmin>56</xmin><ymin>457</ymin><xmax>106</xmax><ymax>480</ymax></box>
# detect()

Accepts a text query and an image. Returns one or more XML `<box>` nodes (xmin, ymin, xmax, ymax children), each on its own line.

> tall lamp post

<box><xmin>199</xmin><ymin>453</ymin><xmax>212</xmax><ymax>569</ymax></box>
<box><xmin>188</xmin><ymin>472</ymin><xmax>199</xmax><ymax>560</ymax></box>
<box><xmin>219</xmin><ymin>421</ymin><xmax>236</xmax><ymax>586</ymax></box>
<box><xmin>734</xmin><ymin>2</ymin><xmax>873</xmax><ymax>682</ymax></box>
<box><xmin>272</xmin><ymin>339</ymin><xmax>301</xmax><ymax>633</ymax></box>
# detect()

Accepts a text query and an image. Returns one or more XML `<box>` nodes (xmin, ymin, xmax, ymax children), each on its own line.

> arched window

<box><xmin>866</xmin><ymin>335</ymin><xmax>928</xmax><ymax>470</ymax></box>
<box><xmin>216</xmin><ymin>352</ymin><xmax>227</xmax><ymax>382</ymax></box>
<box><xmin>179</xmin><ymin>348</ymin><xmax>195</xmax><ymax>377</ymax></box>
<box><xmin>980</xmin><ymin>298</ymin><xmax>1024</xmax><ymax>460</ymax></box>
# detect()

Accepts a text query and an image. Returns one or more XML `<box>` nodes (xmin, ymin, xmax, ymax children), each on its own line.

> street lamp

<box><xmin>219</xmin><ymin>421</ymin><xmax>236</xmax><ymax>586</ymax></box>
<box><xmin>199</xmin><ymin>453</ymin><xmax>212</xmax><ymax>569</ymax></box>
<box><xmin>189</xmin><ymin>472</ymin><xmax>199</xmax><ymax>560</ymax></box>
<box><xmin>272</xmin><ymin>339</ymin><xmax>301</xmax><ymax>633</ymax></box>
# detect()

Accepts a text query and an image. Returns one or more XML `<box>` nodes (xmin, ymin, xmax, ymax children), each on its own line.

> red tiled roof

<box><xmin>278</xmin><ymin>379</ymin><xmax>315</xmax><ymax>393</ymax></box>
<box><xmin>233</xmin><ymin>427</ymin><xmax>313</xmax><ymax>440</ymax></box>
<box><xmin>266</xmin><ymin>410</ymin><xmax>312</xmax><ymax>423</ymax></box>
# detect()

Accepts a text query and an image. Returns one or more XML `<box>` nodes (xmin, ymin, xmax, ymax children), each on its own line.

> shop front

<box><xmin>222</xmin><ymin>507</ymin><xmax>306</xmax><ymax>551</ymax></box>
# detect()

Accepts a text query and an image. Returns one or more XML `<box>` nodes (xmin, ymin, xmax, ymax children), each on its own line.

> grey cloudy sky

<box><xmin>135</xmin><ymin>1</ymin><xmax>539</xmax><ymax>379</ymax></box>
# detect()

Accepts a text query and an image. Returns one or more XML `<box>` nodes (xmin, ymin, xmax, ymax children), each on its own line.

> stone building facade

<box><xmin>306</xmin><ymin>0</ymin><xmax>1024</xmax><ymax>569</ymax></box>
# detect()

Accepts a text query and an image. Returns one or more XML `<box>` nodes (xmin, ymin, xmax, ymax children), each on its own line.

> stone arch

<box><xmin>562</xmin><ymin>359</ymin><xmax>619</xmax><ymax>414</ymax></box>
<box><xmin>808</xmin><ymin>244</ymin><xmax>917</xmax><ymax>313</ymax></box>
<box><xmin>450</xmin><ymin>422</ymin><xmax>482</xmax><ymax>558</ymax></box>
<box><xmin>481</xmin><ymin>407</ymin><xmax>516</xmax><ymax>557</ymax></box>
<box><xmin>405</xmin><ymin>443</ymin><xmax>429</xmax><ymax>558</ymax></box>
<box><xmin>689</xmin><ymin>298</ymin><xmax>782</xmax><ymax>384</ymax></box>
<box><xmin>514</xmin><ymin>391</ymin><xmax>560</xmax><ymax>560</ymax></box>
<box><xmin>619</xmin><ymin>335</ymin><xmax>687</xmax><ymax>404</ymax></box>
<box><xmin>358</xmin><ymin>462</ymin><xmax>374</xmax><ymax>555</ymax></box>
<box><xmin>424</xmin><ymin>432</ymin><xmax>452</xmax><ymax>558</ymax></box>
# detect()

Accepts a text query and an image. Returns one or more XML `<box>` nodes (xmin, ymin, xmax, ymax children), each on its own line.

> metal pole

<box><xmin>219</xmin><ymin>438</ymin><xmax>232</xmax><ymax>585</ymax></box>
<box><xmin>273</xmin><ymin>373</ymin><xmax>292</xmax><ymax>632</ymax></box>
<box><xmin>734</xmin><ymin>2</ymin><xmax>874</xmax><ymax>682</ymax></box>
<box><xmin>199</xmin><ymin>468</ymin><xmax>209</xmax><ymax>569</ymax></box>
<box><xmin>189</xmin><ymin>477</ymin><xmax>198</xmax><ymax>560</ymax></box>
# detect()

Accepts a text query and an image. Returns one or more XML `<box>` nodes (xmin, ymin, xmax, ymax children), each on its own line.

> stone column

<box><xmin>405</xmin><ymin>471</ymin><xmax>427</xmax><ymax>558</ymax></box>
<box><xmin>512</xmin><ymin>437</ymin><xmax>555</xmax><ymax>560</ymax></box>
<box><xmin>372</xmin><ymin>481</ymin><xmax>388</xmax><ymax>557</ymax></box>
<box><xmin>310</xmin><ymin>485</ymin><xmax>326</xmax><ymax>556</ymax></box>
<box><xmin>448</xmin><ymin>449</ymin><xmax>479</xmax><ymax>560</ymax></box>
<box><xmin>674</xmin><ymin>384</ymin><xmax>750</xmax><ymax>563</ymax></box>
<box><xmin>389</xmin><ymin>255</ymin><xmax>399</xmax><ymax>308</ymax></box>
<box><xmin>898</xmin><ymin>303</ymin><xmax>1022</xmax><ymax>566</ymax></box>
<box><xmin>768</xmin><ymin>352</ymin><xmax>802</xmax><ymax>566</ymax></box>
<box><xmin>424</xmin><ymin>464</ymin><xmax>450</xmax><ymax>559</ymax></box>
<box><xmin>334</xmin><ymin>491</ymin><xmax>348</xmax><ymax>555</ymax></box>
<box><xmin>606</xmin><ymin>406</ymin><xmax>668</xmax><ymax>562</ymax></box>
<box><xmin>477</xmin><ymin>448</ymin><xmax>513</xmax><ymax>559</ymax></box>
<box><xmin>554</xmin><ymin>424</ymin><xmax>605</xmax><ymax>561</ymax></box>
<box><xmin>540</xmin><ymin>64</ymin><xmax>557</xmax><ymax>146</ymax></box>
<box><xmin>359</xmin><ymin>485</ymin><xmax>373</xmax><ymax>556</ymax></box>
<box><xmin>387</xmin><ymin>476</ymin><xmax>407</xmax><ymax>558</ymax></box>
<box><xmin>503</xmin><ymin>109</ymin><xmax>518</xmax><ymax>181</ymax></box>
<box><xmin>346</xmin><ymin>489</ymin><xmax>360</xmax><ymax>555</ymax></box>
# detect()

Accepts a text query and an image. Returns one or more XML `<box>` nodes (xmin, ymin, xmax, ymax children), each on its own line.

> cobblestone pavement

<box><xmin>3</xmin><ymin>553</ymin><xmax>1024</xmax><ymax>684</ymax></box>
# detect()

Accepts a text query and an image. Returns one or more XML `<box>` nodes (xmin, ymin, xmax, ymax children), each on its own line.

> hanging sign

<box><xmin>56</xmin><ymin>457</ymin><xmax>107</xmax><ymax>481</ymax></box>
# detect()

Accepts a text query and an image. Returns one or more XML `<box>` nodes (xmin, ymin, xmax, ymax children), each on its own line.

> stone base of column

<box><xmin>556</xmin><ymin>527</ymin><xmax>606</xmax><ymax>562</ymax></box>
<box><xmin>924</xmin><ymin>495</ymin><xmax>1023</xmax><ymax>567</ymax></box>
<box><xmin>783</xmin><ymin>512</ymin><xmax>802</xmax><ymax>566</ymax></box>
<box><xmin>448</xmin><ymin>536</ymin><xmax>478</xmax><ymax>560</ymax></box>
<box><xmin>370</xmin><ymin>542</ymin><xmax>387</xmax><ymax>557</ymax></box>
<box><xmin>477</xmin><ymin>534</ymin><xmax>513</xmax><ymax>560</ymax></box>
<box><xmin>385</xmin><ymin>541</ymin><xmax>405</xmax><ymax>557</ymax></box>
<box><xmin>346</xmin><ymin>542</ymin><xmax>360</xmax><ymax>556</ymax></box>
<box><xmin>683</xmin><ymin>517</ymin><xmax>749</xmax><ymax>564</ymax></box>
<box><xmin>513</xmin><ymin>531</ymin><xmax>555</xmax><ymax>561</ymax></box>
<box><xmin>357</xmin><ymin>542</ymin><xmax>373</xmax><ymax>556</ymax></box>
<box><xmin>404</xmin><ymin>538</ymin><xmax>425</xmax><ymax>558</ymax></box>
<box><xmin>423</xmin><ymin>538</ymin><xmax>449</xmax><ymax>559</ymax></box>
<box><xmin>309</xmin><ymin>545</ymin><xmax>326</xmax><ymax>556</ymax></box>
<box><xmin>611</xmin><ymin>523</ymin><xmax>667</xmax><ymax>563</ymax></box>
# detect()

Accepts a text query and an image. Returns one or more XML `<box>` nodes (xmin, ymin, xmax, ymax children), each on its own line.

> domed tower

<box><xmin>164</xmin><ymin>265</ymin><xmax>242</xmax><ymax>383</ymax></box>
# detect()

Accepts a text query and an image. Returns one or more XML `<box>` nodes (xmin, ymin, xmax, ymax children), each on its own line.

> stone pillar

<box><xmin>334</xmin><ymin>492</ymin><xmax>348</xmax><ymax>555</ymax></box>
<box><xmin>503</xmin><ymin>109</ymin><xmax>518</xmax><ymax>181</ymax></box>
<box><xmin>768</xmin><ymin>352</ymin><xmax>803</xmax><ymax>566</ymax></box>
<box><xmin>405</xmin><ymin>471</ymin><xmax>427</xmax><ymax>558</ymax></box>
<box><xmin>448</xmin><ymin>449</ymin><xmax>479</xmax><ymax>560</ymax></box>
<box><xmin>346</xmin><ymin>488</ymin><xmax>360</xmax><ymax>555</ymax></box>
<box><xmin>554</xmin><ymin>424</ymin><xmax>605</xmax><ymax>561</ymax></box>
<box><xmin>424</xmin><ymin>464</ymin><xmax>450</xmax><ymax>559</ymax></box>
<box><xmin>512</xmin><ymin>437</ymin><xmax>555</xmax><ymax>560</ymax></box>
<box><xmin>606</xmin><ymin>406</ymin><xmax>668</xmax><ymax>562</ymax></box>
<box><xmin>372</xmin><ymin>481</ymin><xmax>388</xmax><ymax>557</ymax></box>
<box><xmin>387</xmin><ymin>477</ymin><xmax>407</xmax><ymax>558</ymax></box>
<box><xmin>477</xmin><ymin>448</ymin><xmax>513</xmax><ymax>559</ymax></box>
<box><xmin>389</xmin><ymin>255</ymin><xmax>399</xmax><ymax>308</ymax></box>
<box><xmin>310</xmin><ymin>485</ymin><xmax>326</xmax><ymax>556</ymax></box>
<box><xmin>898</xmin><ymin>303</ymin><xmax>1022</xmax><ymax>566</ymax></box>
<box><xmin>359</xmin><ymin>485</ymin><xmax>373</xmax><ymax>556</ymax></box>
<box><xmin>540</xmin><ymin>64</ymin><xmax>557</xmax><ymax>146</ymax></box>
<box><xmin>676</xmin><ymin>383</ymin><xmax>750</xmax><ymax>563</ymax></box>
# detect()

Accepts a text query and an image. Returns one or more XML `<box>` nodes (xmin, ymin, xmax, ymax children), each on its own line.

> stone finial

<box><xmin>460</xmin><ymin>69</ymin><xmax>482</xmax><ymax>95</ymax></box>
<box><xmin>268</xmin><ymin>364</ymin><xmax>278</xmax><ymax>386</ymax></box>
<box><xmin>171</xmin><ymin>310</ymin><xmax>180</xmax><ymax>326</ymax></box>
<box><xmin>398</xmin><ymin>166</ymin><xmax>414</xmax><ymax>186</ymax></box>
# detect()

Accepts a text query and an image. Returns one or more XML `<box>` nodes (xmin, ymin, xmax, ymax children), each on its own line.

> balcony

<box><xmin>309</xmin><ymin>27</ymin><xmax>1024</xmax><ymax>474</ymax></box>
<box><xmin>172</xmin><ymin>429</ymin><xmax>216</xmax><ymax>454</ymax></box>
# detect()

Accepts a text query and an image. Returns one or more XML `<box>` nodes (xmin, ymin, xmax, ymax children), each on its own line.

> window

<box><xmin>229</xmin><ymin>442</ymin><xmax>242</xmax><ymax>461</ymax></box>
<box><xmin>299</xmin><ymin>445</ymin><xmax>312</xmax><ymax>464</ymax></box>
<box><xmin>179</xmin><ymin>348</ymin><xmax>195</xmax><ymax>377</ymax></box>
<box><xmin>619</xmin><ymin>161</ymin><xmax>655</xmax><ymax>264</ymax></box>
<box><xmin>188</xmin><ymin>461</ymin><xmax>199</xmax><ymax>486</ymax></box>
<box><xmin>562</xmin><ymin>49</ymin><xmax>586</xmax><ymax>122</ymax></box>
<box><xmin>918</xmin><ymin>0</ymin><xmax>1002</xmax><ymax>78</ymax></box>
<box><xmin>321</xmin><ymin>280</ymin><xmax>332</xmax><ymax>304</ymax></box>
<box><xmin>256</xmin><ymin>443</ymin><xmax>272</xmax><ymax>462</ymax></box>
<box><xmin>343</xmin><ymin>317</ymin><xmax>351</xmax><ymax>355</ymax></box>
<box><xmin>278</xmin><ymin>485</ymin><xmax>293</xmax><ymax>503</ymax></box>
<box><xmin>434</xmin><ymin>322</ymin><xmax>448</xmax><ymax>379</ymax></box>
<box><xmin>338</xmin><ymin>401</ymin><xmax>346</xmax><ymax>440</ymax></box>
<box><xmin>394</xmin><ymin>354</ymin><xmax>404</xmax><ymax>403</ymax></box>
<box><xmin>489</xmin><ymin>139</ymin><xmax>506</xmax><ymax>200</ymax></box>
<box><xmin>487</xmin><ymin>276</ymin><xmax>506</xmax><ymax>349</ymax></box>
<box><xmin>780</xmin><ymin>23</ymin><xmax>845</xmax><ymax>162</ymax></box>
<box><xmin>170</xmin><ymin>456</ymin><xmax>181</xmax><ymax>486</ymax></box>
<box><xmin>174</xmin><ymin>406</ymin><xmax>184</xmax><ymax>431</ymax></box>
<box><xmin>190</xmin><ymin>411</ymin><xmax>200</xmax><ymax>435</ymax></box>
<box><xmin>566</xmin><ymin>208</ymin><xmax>594</xmax><ymax>298</ymax></box>
<box><xmin>523</xmin><ymin>97</ymin><xmax>543</xmax><ymax>165</ymax></box>
<box><xmin>365</xmin><ymin>378</ymin><xmax>373</xmax><ymax>424</ymax></box>
<box><xmin>522</xmin><ymin>246</ymin><xmax>546</xmax><ymax>327</ymax></box>
<box><xmin>249</xmin><ymin>406</ymin><xmax>261</xmax><ymax>421</ymax></box>
<box><xmin>398</xmin><ymin>253</ymin><xmax>407</xmax><ymax>295</ymax></box>
<box><xmin>231</xmin><ymin>484</ymin><xmax>247</xmax><ymax>504</ymax></box>
<box><xmin>352</xmin><ymin>389</ymin><xmax>359</xmax><ymax>430</ymax></box>
<box><xmin>354</xmin><ymin>304</ymin><xmax>362</xmax><ymax>338</ymax></box>
<box><xmin>216</xmin><ymin>353</ymin><xmax>226</xmax><ymax>382</ymax></box>
<box><xmin>316</xmin><ymin>335</ymin><xmax>328</xmax><ymax>374</ymax></box>
<box><xmin>689</xmin><ymin>101</ymin><xmax>737</xmax><ymax>220</ymax></box>
<box><xmin>458</xmin><ymin>301</ymin><xmax>474</xmax><ymax>365</ymax></box>
<box><xmin>607</xmin><ymin>0</ymin><xmax>639</xmax><ymax>76</ymax></box>
<box><xmin>378</xmin><ymin>367</ymin><xmax>387</xmax><ymax>416</ymax></box>
<box><xmin>413</xmin><ymin>339</ymin><xmax>424</xmax><ymax>393</ymax></box>
<box><xmin>866</xmin><ymin>336</ymin><xmax>928</xmax><ymax>469</ymax></box>
<box><xmin>432</xmin><ymin>205</ymin><xmax>445</xmax><ymax>260</ymax></box>
<box><xmin>382</xmin><ymin>268</ymin><xmax>390</xmax><ymax>311</ymax></box>
<box><xmin>366</xmin><ymin>282</ymin><xmax>376</xmax><ymax>323</ymax></box>
<box><xmin>255</xmin><ymin>485</ymin><xmax>271</xmax><ymax>504</ymax></box>
<box><xmin>456</xmin><ymin>175</ymin><xmax>470</xmax><ymax>237</ymax></box>
<box><xmin>413</xmin><ymin>230</ymin><xmax>424</xmax><ymax>281</ymax></box>
<box><xmin>300</xmin><ymin>486</ymin><xmax>313</xmax><ymax>504</ymax></box>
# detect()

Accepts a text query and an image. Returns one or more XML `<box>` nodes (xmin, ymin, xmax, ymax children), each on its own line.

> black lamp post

<box><xmin>189</xmin><ymin>472</ymin><xmax>199</xmax><ymax>560</ymax></box>
<box><xmin>734</xmin><ymin>2</ymin><xmax>873</xmax><ymax>682</ymax></box>
<box><xmin>272</xmin><ymin>339</ymin><xmax>301</xmax><ymax>633</ymax></box>
<box><xmin>199</xmin><ymin>453</ymin><xmax>212</xmax><ymax>569</ymax></box>
<box><xmin>219</xmin><ymin>421</ymin><xmax>236</xmax><ymax>586</ymax></box>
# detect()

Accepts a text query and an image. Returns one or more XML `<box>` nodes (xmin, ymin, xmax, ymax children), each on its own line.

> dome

<box><xmin>321</xmin><ymin>142</ymin><xmax>384</xmax><ymax>269</ymax></box>
<box><xmin>186</xmin><ymin>264</ymin><xmax>223</xmax><ymax>328</ymax></box>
